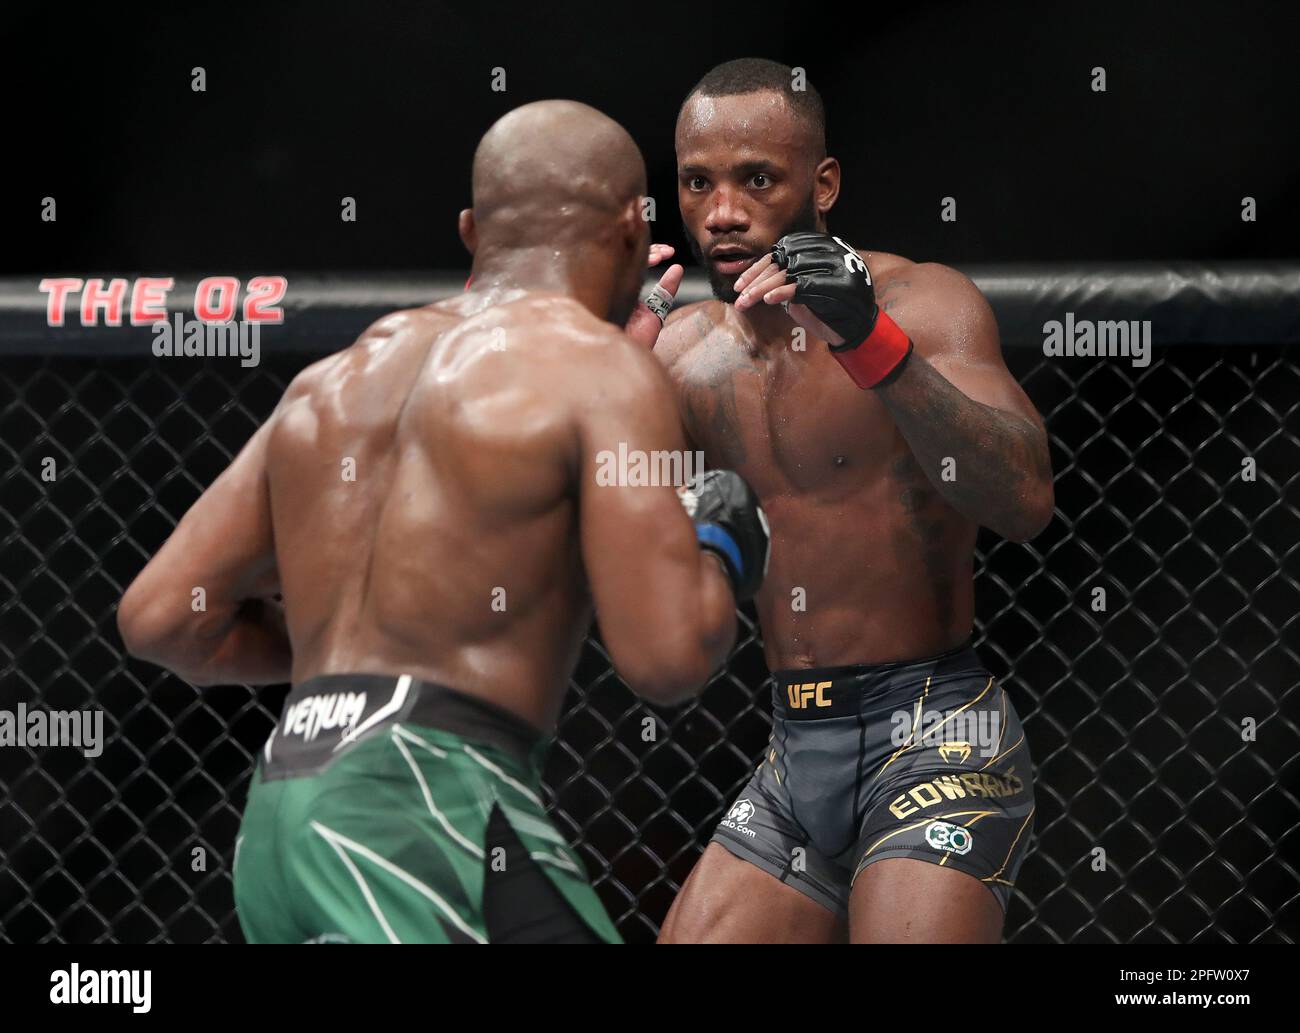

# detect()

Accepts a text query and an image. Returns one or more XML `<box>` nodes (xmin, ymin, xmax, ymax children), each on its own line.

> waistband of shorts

<box><xmin>770</xmin><ymin>641</ymin><xmax>987</xmax><ymax>718</ymax></box>
<box><xmin>288</xmin><ymin>673</ymin><xmax>545</xmax><ymax>768</ymax></box>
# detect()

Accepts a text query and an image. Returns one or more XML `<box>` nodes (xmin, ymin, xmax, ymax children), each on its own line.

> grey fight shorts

<box><xmin>711</xmin><ymin>644</ymin><xmax>1035</xmax><ymax>916</ymax></box>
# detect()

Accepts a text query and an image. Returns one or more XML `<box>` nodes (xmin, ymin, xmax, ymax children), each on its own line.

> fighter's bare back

<box><xmin>121</xmin><ymin>285</ymin><xmax>737</xmax><ymax>732</ymax></box>
<box><xmin>266</xmin><ymin>294</ymin><xmax>603</xmax><ymax>724</ymax></box>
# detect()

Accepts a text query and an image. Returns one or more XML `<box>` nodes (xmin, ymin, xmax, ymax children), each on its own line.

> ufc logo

<box><xmin>786</xmin><ymin>681</ymin><xmax>832</xmax><ymax>709</ymax></box>
<box><xmin>832</xmin><ymin>236</ymin><xmax>868</xmax><ymax>278</ymax></box>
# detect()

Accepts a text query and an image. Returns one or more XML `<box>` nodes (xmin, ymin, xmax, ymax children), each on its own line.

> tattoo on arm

<box><xmin>878</xmin><ymin>354</ymin><xmax>1052</xmax><ymax>541</ymax></box>
<box><xmin>675</xmin><ymin>336</ymin><xmax>758</xmax><ymax>469</ymax></box>
<box><xmin>875</xmin><ymin>279</ymin><xmax>911</xmax><ymax>315</ymax></box>
<box><xmin>682</xmin><ymin>375</ymin><xmax>747</xmax><ymax>467</ymax></box>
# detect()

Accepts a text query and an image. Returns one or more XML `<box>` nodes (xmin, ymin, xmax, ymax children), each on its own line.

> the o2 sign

<box><xmin>39</xmin><ymin>276</ymin><xmax>288</xmax><ymax>327</ymax></box>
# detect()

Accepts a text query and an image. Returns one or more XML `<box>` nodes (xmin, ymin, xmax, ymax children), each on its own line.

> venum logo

<box><xmin>282</xmin><ymin>692</ymin><xmax>366</xmax><ymax>742</ymax></box>
<box><xmin>721</xmin><ymin>798</ymin><xmax>757</xmax><ymax>838</ymax></box>
<box><xmin>925</xmin><ymin>821</ymin><xmax>973</xmax><ymax>856</ymax></box>
<box><xmin>938</xmin><ymin>741</ymin><xmax>972</xmax><ymax>764</ymax></box>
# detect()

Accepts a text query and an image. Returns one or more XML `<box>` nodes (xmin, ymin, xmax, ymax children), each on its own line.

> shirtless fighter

<box><xmin>116</xmin><ymin>100</ymin><xmax>769</xmax><ymax>944</ymax></box>
<box><xmin>651</xmin><ymin>60</ymin><xmax>1054</xmax><ymax>943</ymax></box>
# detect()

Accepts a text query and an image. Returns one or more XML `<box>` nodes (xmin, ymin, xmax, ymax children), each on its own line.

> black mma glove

<box><xmin>677</xmin><ymin>470</ymin><xmax>771</xmax><ymax>601</ymax></box>
<box><xmin>770</xmin><ymin>232</ymin><xmax>913</xmax><ymax>388</ymax></box>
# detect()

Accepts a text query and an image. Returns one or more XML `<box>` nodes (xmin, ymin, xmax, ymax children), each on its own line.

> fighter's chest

<box><xmin>674</xmin><ymin>337</ymin><xmax>898</xmax><ymax>496</ymax></box>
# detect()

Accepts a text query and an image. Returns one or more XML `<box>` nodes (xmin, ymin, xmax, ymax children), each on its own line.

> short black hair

<box><xmin>681</xmin><ymin>57</ymin><xmax>826</xmax><ymax>157</ymax></box>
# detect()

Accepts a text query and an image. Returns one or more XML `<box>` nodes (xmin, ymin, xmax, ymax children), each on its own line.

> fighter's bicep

<box><xmin>926</xmin><ymin>347</ymin><xmax>1042</xmax><ymax>428</ymax></box>
<box><xmin>574</xmin><ymin>349</ymin><xmax>699</xmax><ymax>607</ymax></box>
<box><xmin>898</xmin><ymin>266</ymin><xmax>1042</xmax><ymax>425</ymax></box>
<box><xmin>156</xmin><ymin>421</ymin><xmax>279</xmax><ymax>602</ymax></box>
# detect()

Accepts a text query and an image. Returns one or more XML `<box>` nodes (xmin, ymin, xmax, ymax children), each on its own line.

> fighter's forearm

<box><xmin>185</xmin><ymin>599</ymin><xmax>293</xmax><ymax>686</ymax></box>
<box><xmin>876</xmin><ymin>354</ymin><xmax>1053</xmax><ymax>542</ymax></box>
<box><xmin>696</xmin><ymin>553</ymin><xmax>739</xmax><ymax>671</ymax></box>
<box><xmin>123</xmin><ymin>594</ymin><xmax>291</xmax><ymax>686</ymax></box>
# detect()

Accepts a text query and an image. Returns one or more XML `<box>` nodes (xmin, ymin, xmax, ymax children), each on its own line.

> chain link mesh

<box><xmin>1</xmin><ymin>342</ymin><xmax>1297</xmax><ymax>943</ymax></box>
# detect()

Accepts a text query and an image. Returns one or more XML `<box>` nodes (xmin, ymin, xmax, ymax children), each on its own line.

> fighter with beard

<box><xmin>646</xmin><ymin>59</ymin><xmax>1054</xmax><ymax>943</ymax></box>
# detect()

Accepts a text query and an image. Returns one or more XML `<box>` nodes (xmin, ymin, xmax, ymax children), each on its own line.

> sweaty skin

<box><xmin>656</xmin><ymin>86</ymin><xmax>1052</xmax><ymax>943</ymax></box>
<box><xmin>118</xmin><ymin>101</ymin><xmax>737</xmax><ymax>734</ymax></box>
<box><xmin>656</xmin><ymin>254</ymin><xmax>1050</xmax><ymax>669</ymax></box>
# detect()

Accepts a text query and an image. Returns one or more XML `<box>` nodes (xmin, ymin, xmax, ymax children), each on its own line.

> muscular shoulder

<box><xmin>513</xmin><ymin>302</ymin><xmax>684</xmax><ymax>469</ymax></box>
<box><xmin>272</xmin><ymin>308</ymin><xmax>437</xmax><ymax>426</ymax></box>
<box><xmin>277</xmin><ymin>353</ymin><xmax>344</xmax><ymax>413</ymax></box>
<box><xmin>864</xmin><ymin>254</ymin><xmax>999</xmax><ymax>362</ymax></box>
<box><xmin>569</xmin><ymin>309</ymin><xmax>677</xmax><ymax>406</ymax></box>
<box><xmin>490</xmin><ymin>297</ymin><xmax>677</xmax><ymax>416</ymax></box>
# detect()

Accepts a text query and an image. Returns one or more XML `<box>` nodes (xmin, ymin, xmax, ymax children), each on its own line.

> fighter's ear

<box><xmin>620</xmin><ymin>197</ymin><xmax>646</xmax><ymax>252</ymax></box>
<box><xmin>458</xmin><ymin>208</ymin><xmax>477</xmax><ymax>256</ymax></box>
<box><xmin>814</xmin><ymin>157</ymin><xmax>841</xmax><ymax>221</ymax></box>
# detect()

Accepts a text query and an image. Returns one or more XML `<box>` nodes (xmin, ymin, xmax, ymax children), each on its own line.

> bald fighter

<box><xmin>647</xmin><ymin>60</ymin><xmax>1053</xmax><ymax>943</ymax></box>
<box><xmin>117</xmin><ymin>100</ymin><xmax>769</xmax><ymax>944</ymax></box>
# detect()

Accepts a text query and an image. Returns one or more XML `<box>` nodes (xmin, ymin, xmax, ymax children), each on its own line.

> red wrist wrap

<box><xmin>829</xmin><ymin>310</ymin><xmax>913</xmax><ymax>389</ymax></box>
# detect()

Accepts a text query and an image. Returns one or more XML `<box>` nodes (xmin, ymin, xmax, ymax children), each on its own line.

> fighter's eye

<box><xmin>750</xmin><ymin>173</ymin><xmax>771</xmax><ymax>188</ymax></box>
<box><xmin>687</xmin><ymin>176</ymin><xmax>708</xmax><ymax>191</ymax></box>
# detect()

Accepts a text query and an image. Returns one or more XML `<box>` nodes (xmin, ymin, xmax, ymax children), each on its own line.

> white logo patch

<box><xmin>721</xmin><ymin>798</ymin><xmax>758</xmax><ymax>838</ymax></box>
<box><xmin>727</xmin><ymin>799</ymin><xmax>755</xmax><ymax>825</ymax></box>
<box><xmin>282</xmin><ymin>692</ymin><xmax>367</xmax><ymax>742</ymax></box>
<box><xmin>924</xmin><ymin>820</ymin><xmax>973</xmax><ymax>856</ymax></box>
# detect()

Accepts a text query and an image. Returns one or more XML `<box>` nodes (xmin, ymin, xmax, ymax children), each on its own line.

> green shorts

<box><xmin>233</xmin><ymin>673</ymin><xmax>621</xmax><ymax>944</ymax></box>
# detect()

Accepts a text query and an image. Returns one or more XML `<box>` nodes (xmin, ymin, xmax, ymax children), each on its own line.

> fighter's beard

<box><xmin>685</xmin><ymin>194</ymin><xmax>821</xmax><ymax>304</ymax></box>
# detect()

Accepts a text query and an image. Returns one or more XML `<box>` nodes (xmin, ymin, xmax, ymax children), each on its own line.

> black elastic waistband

<box><xmin>273</xmin><ymin>673</ymin><xmax>544</xmax><ymax>771</ymax></box>
<box><xmin>771</xmin><ymin>641</ymin><xmax>980</xmax><ymax>686</ymax></box>
<box><xmin>771</xmin><ymin>642</ymin><xmax>986</xmax><ymax>719</ymax></box>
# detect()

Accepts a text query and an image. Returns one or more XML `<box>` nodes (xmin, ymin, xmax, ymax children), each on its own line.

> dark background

<box><xmin>7</xmin><ymin>0</ymin><xmax>1299</xmax><ymax>275</ymax></box>
<box><xmin>2</xmin><ymin>2</ymin><xmax>1297</xmax><ymax>944</ymax></box>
